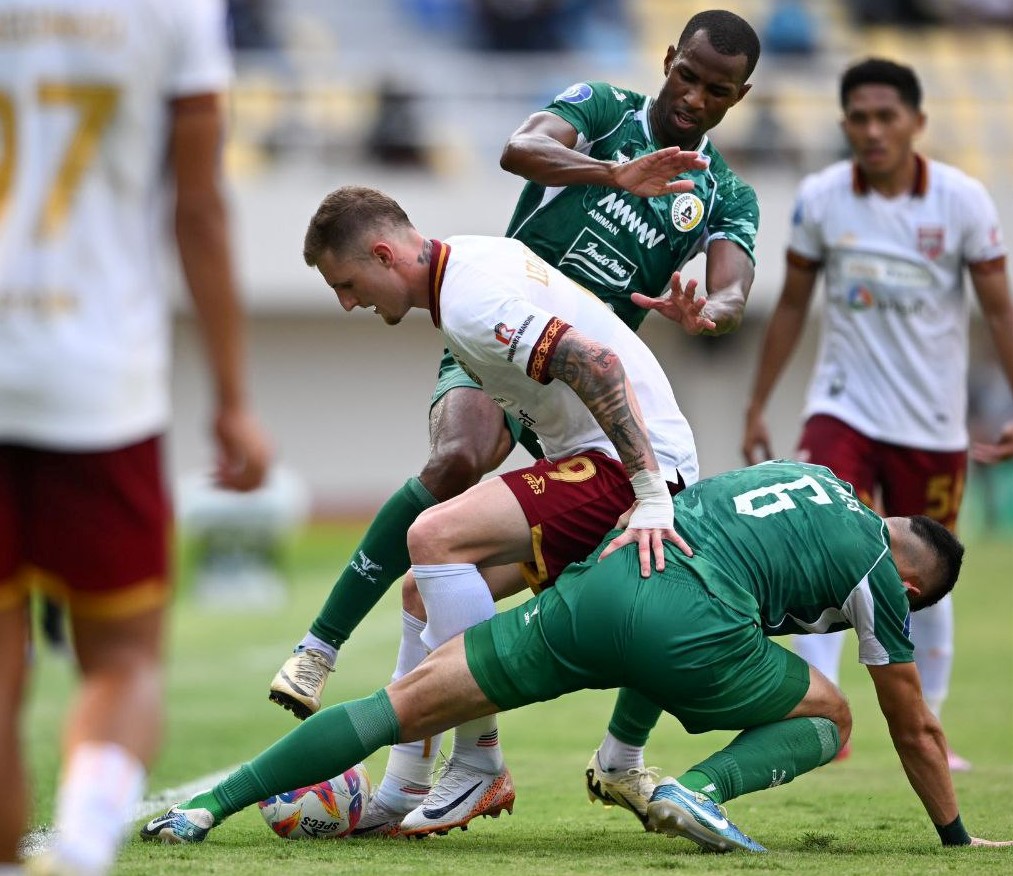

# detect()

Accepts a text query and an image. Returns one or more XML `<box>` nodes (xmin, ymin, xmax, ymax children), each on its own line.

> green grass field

<box><xmin>23</xmin><ymin>521</ymin><xmax>1013</xmax><ymax>875</ymax></box>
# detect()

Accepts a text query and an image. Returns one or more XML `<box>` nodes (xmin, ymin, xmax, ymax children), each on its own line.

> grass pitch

<box><xmin>23</xmin><ymin>519</ymin><xmax>1013</xmax><ymax>875</ymax></box>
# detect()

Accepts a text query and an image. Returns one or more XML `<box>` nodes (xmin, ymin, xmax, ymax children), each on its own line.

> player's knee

<box><xmin>406</xmin><ymin>506</ymin><xmax>456</xmax><ymax>564</ymax></box>
<box><xmin>420</xmin><ymin>442</ymin><xmax>496</xmax><ymax>500</ymax></box>
<box><xmin>401</xmin><ymin>574</ymin><xmax>426</xmax><ymax>620</ymax></box>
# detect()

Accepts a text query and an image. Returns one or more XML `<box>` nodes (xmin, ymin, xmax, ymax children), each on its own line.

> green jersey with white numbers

<box><xmin>673</xmin><ymin>460</ymin><xmax>915</xmax><ymax>665</ymax></box>
<box><xmin>505</xmin><ymin>80</ymin><xmax>759</xmax><ymax>329</ymax></box>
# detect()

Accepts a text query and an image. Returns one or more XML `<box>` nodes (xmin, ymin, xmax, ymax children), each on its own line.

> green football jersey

<box><xmin>673</xmin><ymin>460</ymin><xmax>915</xmax><ymax>665</ymax></box>
<box><xmin>505</xmin><ymin>80</ymin><xmax>759</xmax><ymax>330</ymax></box>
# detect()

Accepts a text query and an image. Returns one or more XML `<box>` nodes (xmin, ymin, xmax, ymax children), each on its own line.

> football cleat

<box><xmin>399</xmin><ymin>760</ymin><xmax>514</xmax><ymax>837</ymax></box>
<box><xmin>139</xmin><ymin>805</ymin><xmax>215</xmax><ymax>844</ymax></box>
<box><xmin>350</xmin><ymin>795</ymin><xmax>417</xmax><ymax>839</ymax></box>
<box><xmin>585</xmin><ymin>750</ymin><xmax>658</xmax><ymax>828</ymax></box>
<box><xmin>268</xmin><ymin>647</ymin><xmax>334</xmax><ymax>720</ymax></box>
<box><xmin>646</xmin><ymin>779</ymin><xmax>766</xmax><ymax>853</ymax></box>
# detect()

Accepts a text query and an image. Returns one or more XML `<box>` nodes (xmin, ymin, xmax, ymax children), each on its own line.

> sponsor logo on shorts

<box><xmin>671</xmin><ymin>193</ymin><xmax>704</xmax><ymax>232</ymax></box>
<box><xmin>556</xmin><ymin>82</ymin><xmax>593</xmax><ymax>104</ymax></box>
<box><xmin>522</xmin><ymin>473</ymin><xmax>545</xmax><ymax>494</ymax></box>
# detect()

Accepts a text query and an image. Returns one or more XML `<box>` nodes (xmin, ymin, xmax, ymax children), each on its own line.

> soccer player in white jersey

<box><xmin>742</xmin><ymin>58</ymin><xmax>1013</xmax><ymax>770</ymax></box>
<box><xmin>0</xmin><ymin>2</ymin><xmax>271</xmax><ymax>874</ymax></box>
<box><xmin>299</xmin><ymin>185</ymin><xmax>699</xmax><ymax>835</ymax></box>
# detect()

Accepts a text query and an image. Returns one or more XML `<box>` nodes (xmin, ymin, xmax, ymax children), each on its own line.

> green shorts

<box><xmin>433</xmin><ymin>349</ymin><xmax>543</xmax><ymax>459</ymax></box>
<box><xmin>464</xmin><ymin>545</ymin><xmax>810</xmax><ymax>735</ymax></box>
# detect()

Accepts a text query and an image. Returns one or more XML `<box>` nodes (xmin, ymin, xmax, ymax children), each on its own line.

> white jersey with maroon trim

<box><xmin>789</xmin><ymin>157</ymin><xmax>1006</xmax><ymax>450</ymax></box>
<box><xmin>430</xmin><ymin>235</ymin><xmax>698</xmax><ymax>486</ymax></box>
<box><xmin>0</xmin><ymin>0</ymin><xmax>232</xmax><ymax>448</ymax></box>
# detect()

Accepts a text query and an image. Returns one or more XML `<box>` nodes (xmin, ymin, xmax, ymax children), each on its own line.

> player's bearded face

<box><xmin>842</xmin><ymin>84</ymin><xmax>924</xmax><ymax>178</ymax></box>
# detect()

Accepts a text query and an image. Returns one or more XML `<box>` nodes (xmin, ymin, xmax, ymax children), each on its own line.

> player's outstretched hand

<box><xmin>969</xmin><ymin>837</ymin><xmax>1013</xmax><ymax>846</ymax></box>
<box><xmin>742</xmin><ymin>406</ymin><xmax>774</xmax><ymax>465</ymax></box>
<box><xmin>610</xmin><ymin>147</ymin><xmax>708</xmax><ymax>198</ymax></box>
<box><xmin>631</xmin><ymin>273</ymin><xmax>717</xmax><ymax>335</ymax></box>
<box><xmin>214</xmin><ymin>405</ymin><xmax>272</xmax><ymax>492</ymax></box>
<box><xmin>970</xmin><ymin>420</ymin><xmax>1013</xmax><ymax>464</ymax></box>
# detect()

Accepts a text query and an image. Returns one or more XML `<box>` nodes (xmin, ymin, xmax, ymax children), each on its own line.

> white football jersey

<box><xmin>430</xmin><ymin>236</ymin><xmax>699</xmax><ymax>486</ymax></box>
<box><xmin>789</xmin><ymin>157</ymin><xmax>1007</xmax><ymax>450</ymax></box>
<box><xmin>0</xmin><ymin>0</ymin><xmax>232</xmax><ymax>448</ymax></box>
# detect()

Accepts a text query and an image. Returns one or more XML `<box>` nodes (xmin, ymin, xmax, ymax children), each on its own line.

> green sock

<box><xmin>182</xmin><ymin>690</ymin><xmax>401</xmax><ymax>821</ymax></box>
<box><xmin>606</xmin><ymin>687</ymin><xmax>663</xmax><ymax>746</ymax></box>
<box><xmin>309</xmin><ymin>478</ymin><xmax>437</xmax><ymax>649</ymax></box>
<box><xmin>679</xmin><ymin>716</ymin><xmax>839</xmax><ymax>804</ymax></box>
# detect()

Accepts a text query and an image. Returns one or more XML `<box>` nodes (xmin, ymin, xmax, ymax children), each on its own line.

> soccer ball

<box><xmin>257</xmin><ymin>764</ymin><xmax>372</xmax><ymax>839</ymax></box>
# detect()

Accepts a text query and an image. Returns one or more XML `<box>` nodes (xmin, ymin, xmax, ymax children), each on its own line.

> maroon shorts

<box><xmin>500</xmin><ymin>451</ymin><xmax>682</xmax><ymax>592</ymax></box>
<box><xmin>797</xmin><ymin>415</ymin><xmax>967</xmax><ymax>529</ymax></box>
<box><xmin>0</xmin><ymin>436</ymin><xmax>171</xmax><ymax>618</ymax></box>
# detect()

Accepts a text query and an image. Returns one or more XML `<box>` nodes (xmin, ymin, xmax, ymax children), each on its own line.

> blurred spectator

<box><xmin>364</xmin><ymin>78</ymin><xmax>431</xmax><ymax>169</ymax></box>
<box><xmin>845</xmin><ymin>0</ymin><xmax>944</xmax><ymax>26</ymax></box>
<box><xmin>228</xmin><ymin>0</ymin><xmax>282</xmax><ymax>51</ymax></box>
<box><xmin>762</xmin><ymin>0</ymin><xmax>819</xmax><ymax>56</ymax></box>
<box><xmin>951</xmin><ymin>0</ymin><xmax>1013</xmax><ymax>25</ymax></box>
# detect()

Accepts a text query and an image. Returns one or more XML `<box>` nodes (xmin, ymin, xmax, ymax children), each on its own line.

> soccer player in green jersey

<box><xmin>143</xmin><ymin>460</ymin><xmax>1011</xmax><ymax>853</ymax></box>
<box><xmin>268</xmin><ymin>8</ymin><xmax>760</xmax><ymax>829</ymax></box>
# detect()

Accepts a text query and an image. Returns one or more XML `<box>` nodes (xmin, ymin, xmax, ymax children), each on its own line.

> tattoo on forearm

<box><xmin>547</xmin><ymin>333</ymin><xmax>648</xmax><ymax>474</ymax></box>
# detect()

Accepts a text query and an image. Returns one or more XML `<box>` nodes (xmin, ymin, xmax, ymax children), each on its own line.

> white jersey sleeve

<box><xmin>956</xmin><ymin>175</ymin><xmax>1006</xmax><ymax>265</ymax></box>
<box><xmin>166</xmin><ymin>0</ymin><xmax>232</xmax><ymax>97</ymax></box>
<box><xmin>787</xmin><ymin>173</ymin><xmax>828</xmax><ymax>263</ymax></box>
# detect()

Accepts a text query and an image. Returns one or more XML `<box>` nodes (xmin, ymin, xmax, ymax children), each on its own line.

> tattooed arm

<box><xmin>546</xmin><ymin>328</ymin><xmax>692</xmax><ymax>574</ymax></box>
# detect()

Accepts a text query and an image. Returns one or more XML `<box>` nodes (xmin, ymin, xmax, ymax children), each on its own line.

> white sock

<box><xmin>450</xmin><ymin>716</ymin><xmax>504</xmax><ymax>773</ymax></box>
<box><xmin>373</xmin><ymin>745</ymin><xmax>439</xmax><ymax>814</ymax></box>
<box><xmin>411</xmin><ymin>563</ymin><xmax>496</xmax><ymax>651</ymax></box>
<box><xmin>912</xmin><ymin>594</ymin><xmax>953</xmax><ymax>718</ymax></box>
<box><xmin>392</xmin><ymin>610</ymin><xmax>428</xmax><ymax>682</ymax></box>
<box><xmin>793</xmin><ymin>630</ymin><xmax>847</xmax><ymax>686</ymax></box>
<box><xmin>373</xmin><ymin>610</ymin><xmax>443</xmax><ymax>812</ymax></box>
<box><xmin>596</xmin><ymin>731</ymin><xmax>644</xmax><ymax>772</ymax></box>
<box><xmin>296</xmin><ymin>632</ymin><xmax>337</xmax><ymax>666</ymax></box>
<box><xmin>50</xmin><ymin>742</ymin><xmax>145</xmax><ymax>875</ymax></box>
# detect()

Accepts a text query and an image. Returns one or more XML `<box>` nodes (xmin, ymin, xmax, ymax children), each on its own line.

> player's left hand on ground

<box><xmin>969</xmin><ymin>420</ymin><xmax>1013</xmax><ymax>464</ymax></box>
<box><xmin>969</xmin><ymin>837</ymin><xmax>1013</xmax><ymax>846</ymax></box>
<box><xmin>631</xmin><ymin>273</ymin><xmax>717</xmax><ymax>335</ymax></box>
<box><xmin>213</xmin><ymin>406</ymin><xmax>273</xmax><ymax>491</ymax></box>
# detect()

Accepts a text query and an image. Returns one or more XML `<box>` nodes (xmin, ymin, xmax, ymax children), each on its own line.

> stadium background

<box><xmin>166</xmin><ymin>0</ymin><xmax>1013</xmax><ymax>523</ymax></box>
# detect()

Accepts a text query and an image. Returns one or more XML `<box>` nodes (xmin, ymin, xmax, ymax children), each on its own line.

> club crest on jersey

<box><xmin>495</xmin><ymin>322</ymin><xmax>515</xmax><ymax>345</ymax></box>
<box><xmin>671</xmin><ymin>193</ymin><xmax>704</xmax><ymax>232</ymax></box>
<box><xmin>917</xmin><ymin>226</ymin><xmax>944</xmax><ymax>260</ymax></box>
<box><xmin>556</xmin><ymin>83</ymin><xmax>593</xmax><ymax>104</ymax></box>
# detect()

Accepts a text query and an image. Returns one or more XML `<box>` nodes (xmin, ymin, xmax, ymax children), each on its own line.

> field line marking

<box><xmin>19</xmin><ymin>764</ymin><xmax>240</xmax><ymax>859</ymax></box>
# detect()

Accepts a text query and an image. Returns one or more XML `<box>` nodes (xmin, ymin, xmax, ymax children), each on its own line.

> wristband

<box><xmin>934</xmin><ymin>814</ymin><xmax>971</xmax><ymax>846</ymax></box>
<box><xmin>628</xmin><ymin>469</ymin><xmax>674</xmax><ymax>530</ymax></box>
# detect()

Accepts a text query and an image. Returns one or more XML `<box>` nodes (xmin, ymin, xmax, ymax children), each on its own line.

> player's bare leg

<box><xmin>0</xmin><ymin>601</ymin><xmax>29</xmax><ymax>866</ymax></box>
<box><xmin>272</xmin><ymin>387</ymin><xmax>512</xmax><ymax>720</ymax></box>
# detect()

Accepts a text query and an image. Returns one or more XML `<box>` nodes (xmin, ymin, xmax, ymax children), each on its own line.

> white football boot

<box><xmin>399</xmin><ymin>760</ymin><xmax>514</xmax><ymax>837</ymax></box>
